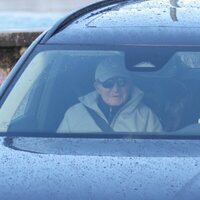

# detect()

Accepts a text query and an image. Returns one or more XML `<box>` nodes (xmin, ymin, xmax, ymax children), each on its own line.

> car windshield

<box><xmin>0</xmin><ymin>45</ymin><xmax>200</xmax><ymax>135</ymax></box>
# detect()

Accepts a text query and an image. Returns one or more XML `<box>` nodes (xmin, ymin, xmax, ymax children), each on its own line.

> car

<box><xmin>0</xmin><ymin>0</ymin><xmax>200</xmax><ymax>199</ymax></box>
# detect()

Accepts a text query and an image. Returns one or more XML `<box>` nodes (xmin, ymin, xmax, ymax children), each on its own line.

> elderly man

<box><xmin>57</xmin><ymin>57</ymin><xmax>162</xmax><ymax>133</ymax></box>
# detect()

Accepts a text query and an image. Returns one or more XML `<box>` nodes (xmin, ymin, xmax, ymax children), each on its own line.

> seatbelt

<box><xmin>84</xmin><ymin>106</ymin><xmax>114</xmax><ymax>132</ymax></box>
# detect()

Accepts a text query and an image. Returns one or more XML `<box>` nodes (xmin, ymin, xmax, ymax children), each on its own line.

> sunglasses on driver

<box><xmin>100</xmin><ymin>77</ymin><xmax>129</xmax><ymax>89</ymax></box>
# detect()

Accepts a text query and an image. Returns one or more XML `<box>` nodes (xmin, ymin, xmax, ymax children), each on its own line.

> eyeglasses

<box><xmin>100</xmin><ymin>78</ymin><xmax>129</xmax><ymax>89</ymax></box>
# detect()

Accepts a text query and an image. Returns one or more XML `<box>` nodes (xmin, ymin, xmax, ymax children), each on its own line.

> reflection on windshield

<box><xmin>0</xmin><ymin>47</ymin><xmax>200</xmax><ymax>135</ymax></box>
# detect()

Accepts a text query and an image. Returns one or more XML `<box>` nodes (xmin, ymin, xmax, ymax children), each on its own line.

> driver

<box><xmin>57</xmin><ymin>57</ymin><xmax>162</xmax><ymax>133</ymax></box>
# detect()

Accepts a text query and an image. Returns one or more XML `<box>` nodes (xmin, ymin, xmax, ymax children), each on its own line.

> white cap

<box><xmin>95</xmin><ymin>57</ymin><xmax>130</xmax><ymax>82</ymax></box>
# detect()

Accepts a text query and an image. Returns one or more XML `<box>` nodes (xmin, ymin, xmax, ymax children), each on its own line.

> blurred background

<box><xmin>0</xmin><ymin>0</ymin><xmax>99</xmax><ymax>12</ymax></box>
<box><xmin>0</xmin><ymin>0</ymin><xmax>100</xmax><ymax>84</ymax></box>
<box><xmin>0</xmin><ymin>0</ymin><xmax>100</xmax><ymax>31</ymax></box>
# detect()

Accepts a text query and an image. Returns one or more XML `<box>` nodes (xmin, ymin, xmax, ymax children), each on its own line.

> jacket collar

<box><xmin>78</xmin><ymin>86</ymin><xmax>144</xmax><ymax>115</ymax></box>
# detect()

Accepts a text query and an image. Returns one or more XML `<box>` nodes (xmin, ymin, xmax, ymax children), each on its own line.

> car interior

<box><xmin>7</xmin><ymin>49</ymin><xmax>200</xmax><ymax>134</ymax></box>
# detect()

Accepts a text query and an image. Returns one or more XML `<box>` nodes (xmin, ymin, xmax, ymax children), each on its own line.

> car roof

<box><xmin>41</xmin><ymin>0</ymin><xmax>200</xmax><ymax>46</ymax></box>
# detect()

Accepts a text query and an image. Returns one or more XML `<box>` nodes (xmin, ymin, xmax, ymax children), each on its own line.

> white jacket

<box><xmin>57</xmin><ymin>87</ymin><xmax>162</xmax><ymax>133</ymax></box>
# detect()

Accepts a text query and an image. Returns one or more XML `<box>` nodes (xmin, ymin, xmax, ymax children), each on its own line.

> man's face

<box><xmin>95</xmin><ymin>77</ymin><xmax>131</xmax><ymax>106</ymax></box>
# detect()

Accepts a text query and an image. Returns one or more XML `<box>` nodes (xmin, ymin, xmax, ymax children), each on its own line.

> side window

<box><xmin>12</xmin><ymin>89</ymin><xmax>31</xmax><ymax>120</ymax></box>
<box><xmin>0</xmin><ymin>52</ymin><xmax>50</xmax><ymax>132</ymax></box>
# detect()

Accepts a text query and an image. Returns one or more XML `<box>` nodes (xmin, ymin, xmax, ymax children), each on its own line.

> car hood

<box><xmin>1</xmin><ymin>136</ymin><xmax>200</xmax><ymax>200</ymax></box>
